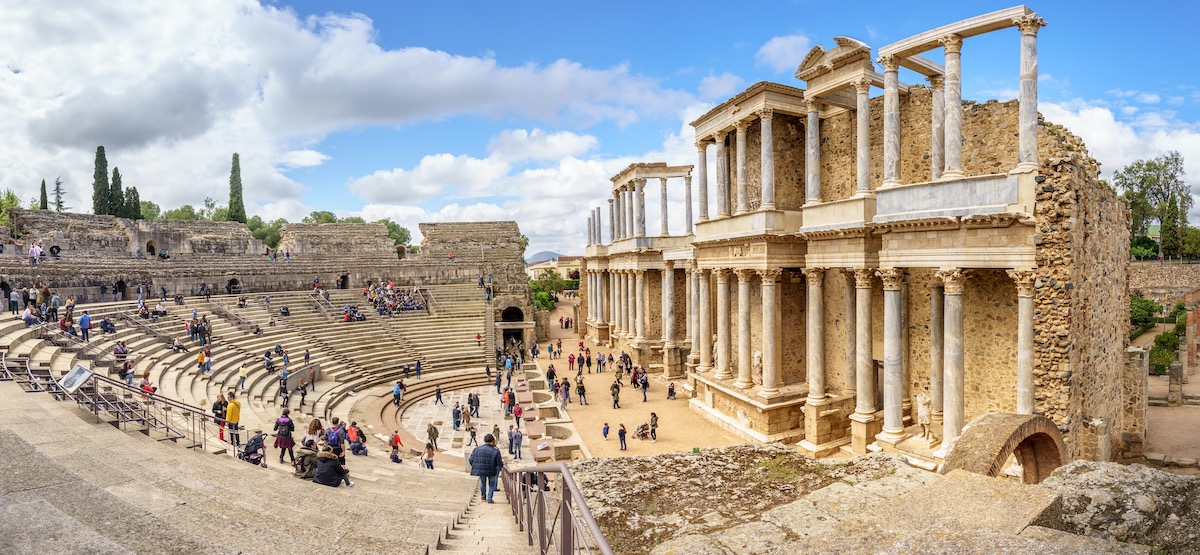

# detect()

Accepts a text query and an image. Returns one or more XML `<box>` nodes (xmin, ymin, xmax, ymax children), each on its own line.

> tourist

<box><xmin>293</xmin><ymin>440</ymin><xmax>318</xmax><ymax>479</ymax></box>
<box><xmin>420</xmin><ymin>442</ymin><xmax>436</xmax><ymax>470</ymax></box>
<box><xmin>348</xmin><ymin>421</ymin><xmax>368</xmax><ymax>456</ymax></box>
<box><xmin>452</xmin><ymin>403</ymin><xmax>462</xmax><ymax>431</ymax></box>
<box><xmin>389</xmin><ymin>430</ymin><xmax>404</xmax><ymax>460</ymax></box>
<box><xmin>434</xmin><ymin>385</ymin><xmax>444</xmax><ymax>405</ymax></box>
<box><xmin>640</xmin><ymin>375</ymin><xmax>649</xmax><ymax>402</ymax></box>
<box><xmin>618</xmin><ymin>424</ymin><xmax>627</xmax><ymax>451</ymax></box>
<box><xmin>226</xmin><ymin>391</ymin><xmax>242</xmax><ymax>448</ymax></box>
<box><xmin>512</xmin><ymin>427</ymin><xmax>523</xmax><ymax>460</ymax></box>
<box><xmin>611</xmin><ymin>381</ymin><xmax>621</xmax><ymax>409</ymax></box>
<box><xmin>415</xmin><ymin>360</ymin><xmax>422</xmax><ymax>378</ymax></box>
<box><xmin>197</xmin><ymin>350</ymin><xmax>206</xmax><ymax>374</ymax></box>
<box><xmin>468</xmin><ymin>434</ymin><xmax>504</xmax><ymax>503</ymax></box>
<box><xmin>577</xmin><ymin>381</ymin><xmax>588</xmax><ymax>405</ymax></box>
<box><xmin>211</xmin><ymin>394</ymin><xmax>227</xmax><ymax>441</ymax></box>
<box><xmin>512</xmin><ymin>404</ymin><xmax>523</xmax><ymax>429</ymax></box>
<box><xmin>507</xmin><ymin>425</ymin><xmax>515</xmax><ymax>454</ymax></box>
<box><xmin>304</xmin><ymin>349</ymin><xmax>311</xmax><ymax>368</ymax></box>
<box><xmin>467</xmin><ymin>425</ymin><xmax>478</xmax><ymax>446</ymax></box>
<box><xmin>650</xmin><ymin>412</ymin><xmax>658</xmax><ymax>443</ymax></box>
<box><xmin>312</xmin><ymin>446</ymin><xmax>353</xmax><ymax>488</ymax></box>
<box><xmin>78</xmin><ymin>310</ymin><xmax>90</xmax><ymax>340</ymax></box>
<box><xmin>237</xmin><ymin>364</ymin><xmax>248</xmax><ymax>391</ymax></box>
<box><xmin>302</xmin><ymin>419</ymin><xmax>324</xmax><ymax>448</ymax></box>
<box><xmin>274</xmin><ymin>408</ymin><xmax>296</xmax><ymax>464</ymax></box>
<box><xmin>426</xmin><ymin>423</ymin><xmax>440</xmax><ymax>451</ymax></box>
<box><xmin>602</xmin><ymin>423</ymin><xmax>609</xmax><ymax>441</ymax></box>
<box><xmin>309</xmin><ymin>366</ymin><xmax>316</xmax><ymax>392</ymax></box>
<box><xmin>98</xmin><ymin>284</ymin><xmax>107</xmax><ymax>303</ymax></box>
<box><xmin>476</xmin><ymin>333</ymin><xmax>482</xmax><ymax>347</ymax></box>
<box><xmin>393</xmin><ymin>381</ymin><xmax>404</xmax><ymax>406</ymax></box>
<box><xmin>296</xmin><ymin>381</ymin><xmax>308</xmax><ymax>407</ymax></box>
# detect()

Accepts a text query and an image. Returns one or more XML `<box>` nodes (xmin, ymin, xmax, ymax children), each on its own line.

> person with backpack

<box><xmin>469</xmin><ymin>435</ymin><xmax>504</xmax><ymax>503</ymax></box>
<box><xmin>426</xmin><ymin>423</ymin><xmax>439</xmax><ymax>451</ymax></box>
<box><xmin>274</xmin><ymin>408</ymin><xmax>296</xmax><ymax>464</ymax></box>
<box><xmin>293</xmin><ymin>440</ymin><xmax>318</xmax><ymax>479</ymax></box>
<box><xmin>313</xmin><ymin>446</ymin><xmax>353</xmax><ymax>488</ymax></box>
<box><xmin>327</xmin><ymin>417</ymin><xmax>348</xmax><ymax>452</ymax></box>
<box><xmin>348</xmin><ymin>422</ymin><xmax>368</xmax><ymax>456</ymax></box>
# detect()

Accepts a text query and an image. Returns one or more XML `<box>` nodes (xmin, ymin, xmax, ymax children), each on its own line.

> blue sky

<box><xmin>2</xmin><ymin>1</ymin><xmax>1198</xmax><ymax>254</ymax></box>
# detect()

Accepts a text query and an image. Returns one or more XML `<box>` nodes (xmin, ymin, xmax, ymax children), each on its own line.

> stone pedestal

<box><xmin>798</xmin><ymin>396</ymin><xmax>853</xmax><ymax>457</ymax></box>
<box><xmin>849</xmin><ymin>412</ymin><xmax>883</xmax><ymax>455</ymax></box>
<box><xmin>1168</xmin><ymin>362</ymin><xmax>1183</xmax><ymax>407</ymax></box>
<box><xmin>662</xmin><ymin>345</ymin><xmax>685</xmax><ymax>380</ymax></box>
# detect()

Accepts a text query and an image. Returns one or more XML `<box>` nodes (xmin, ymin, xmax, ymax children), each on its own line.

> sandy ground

<box><xmin>1146</xmin><ymin>405</ymin><xmax>1200</xmax><ymax>461</ymax></box>
<box><xmin>543</xmin><ymin>297</ymin><xmax>744</xmax><ymax>458</ymax></box>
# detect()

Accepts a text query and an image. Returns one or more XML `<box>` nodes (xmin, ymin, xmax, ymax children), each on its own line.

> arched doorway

<box><xmin>940</xmin><ymin>413</ymin><xmax>1066</xmax><ymax>484</ymax></box>
<box><xmin>226</xmin><ymin>278</ymin><xmax>241</xmax><ymax>295</ymax></box>
<box><xmin>115</xmin><ymin>280</ymin><xmax>127</xmax><ymax>301</ymax></box>
<box><xmin>501</xmin><ymin>307</ymin><xmax>524</xmax><ymax>322</ymax></box>
<box><xmin>146</xmin><ymin>241</ymin><xmax>157</xmax><ymax>256</ymax></box>
<box><xmin>0</xmin><ymin>282</ymin><xmax>10</xmax><ymax>307</ymax></box>
<box><xmin>501</xmin><ymin>307</ymin><xmax>525</xmax><ymax>348</ymax></box>
<box><xmin>338</xmin><ymin>275</ymin><xmax>349</xmax><ymax>290</ymax></box>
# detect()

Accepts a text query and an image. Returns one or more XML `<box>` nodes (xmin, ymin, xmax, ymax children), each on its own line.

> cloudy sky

<box><xmin>2</xmin><ymin>1</ymin><xmax>1198</xmax><ymax>254</ymax></box>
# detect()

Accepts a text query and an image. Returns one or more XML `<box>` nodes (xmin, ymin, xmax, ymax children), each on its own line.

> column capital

<box><xmin>607</xmin><ymin>197</ymin><xmax>614</xmax><ymax>205</ymax></box>
<box><xmin>853</xmin><ymin>268</ymin><xmax>876</xmax><ymax>289</ymax></box>
<box><xmin>927</xmin><ymin>74</ymin><xmax>945</xmax><ymax>90</ymax></box>
<box><xmin>1006</xmin><ymin>269</ymin><xmax>1036</xmax><ymax>297</ymax></box>
<box><xmin>939</xmin><ymin>34</ymin><xmax>963</xmax><ymax>54</ymax></box>
<box><xmin>660</xmin><ymin>177</ymin><xmax>668</xmax><ymax>186</ymax></box>
<box><xmin>663</xmin><ymin>260</ymin><xmax>675</xmax><ymax>271</ymax></box>
<box><xmin>758</xmin><ymin>268</ymin><xmax>783</xmax><ymax>283</ymax></box>
<box><xmin>802</xmin><ymin>267</ymin><xmax>825</xmax><ymax>286</ymax></box>
<box><xmin>757</xmin><ymin>108</ymin><xmax>774</xmax><ymax>120</ymax></box>
<box><xmin>805</xmin><ymin>98</ymin><xmax>822</xmax><ymax>113</ymax></box>
<box><xmin>1013</xmin><ymin>13</ymin><xmax>1046</xmax><ymax>35</ymax></box>
<box><xmin>712</xmin><ymin>130</ymin><xmax>727</xmax><ymax>142</ymax></box>
<box><xmin>734</xmin><ymin>268</ymin><xmax>756</xmax><ymax>282</ymax></box>
<box><xmin>877</xmin><ymin>54</ymin><xmax>900</xmax><ymax>72</ymax></box>
<box><xmin>695</xmin><ymin>141</ymin><xmax>710</xmax><ymax>152</ymax></box>
<box><xmin>852</xmin><ymin>77</ymin><xmax>872</xmax><ymax>95</ymax></box>
<box><xmin>935</xmin><ymin>268</ymin><xmax>967</xmax><ymax>295</ymax></box>
<box><xmin>712</xmin><ymin>268</ymin><xmax>730</xmax><ymax>283</ymax></box>
<box><xmin>634</xmin><ymin>178</ymin><xmax>646</xmax><ymax>188</ymax></box>
<box><xmin>876</xmin><ymin>268</ymin><xmax>905</xmax><ymax>290</ymax></box>
<box><xmin>734</xmin><ymin>119</ymin><xmax>749</xmax><ymax>132</ymax></box>
<box><xmin>684</xmin><ymin>175</ymin><xmax>692</xmax><ymax>185</ymax></box>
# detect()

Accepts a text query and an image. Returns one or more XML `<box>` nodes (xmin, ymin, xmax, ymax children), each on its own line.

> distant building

<box><xmin>526</xmin><ymin>256</ymin><xmax>582</xmax><ymax>280</ymax></box>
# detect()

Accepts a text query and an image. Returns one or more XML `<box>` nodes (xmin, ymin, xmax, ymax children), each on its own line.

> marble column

<box><xmin>734</xmin><ymin>269</ymin><xmax>754</xmax><ymax>389</ymax></box>
<box><xmin>853</xmin><ymin>270</ymin><xmax>876</xmax><ymax>416</ymax></box>
<box><xmin>803</xmin><ymin>268</ymin><xmax>825</xmax><ymax>400</ymax></box>
<box><xmin>586</xmin><ymin>216</ymin><xmax>593</xmax><ymax>246</ymax></box>
<box><xmin>877</xmin><ymin>268</ymin><xmax>906</xmax><ymax>443</ymax></box>
<box><xmin>659</xmin><ymin>178</ymin><xmax>670</xmax><ymax>236</ymax></box>
<box><xmin>759</xmin><ymin>109</ymin><xmax>776</xmax><ymax>210</ymax></box>
<box><xmin>880</xmin><ymin>55</ymin><xmax>901</xmax><ymax>188</ymax></box>
<box><xmin>844</xmin><ymin>270</ymin><xmax>857</xmax><ymax>393</ymax></box>
<box><xmin>607</xmin><ymin>198</ymin><xmax>616</xmax><ymax>243</ymax></box>
<box><xmin>853</xmin><ymin>78</ymin><xmax>872</xmax><ymax>196</ymax></box>
<box><xmin>634</xmin><ymin>179</ymin><xmax>646</xmax><ymax>238</ymax></box>
<box><xmin>634</xmin><ymin>270</ymin><xmax>646</xmax><ymax>342</ymax></box>
<box><xmin>938</xmin><ymin>269</ymin><xmax>966</xmax><ymax>449</ymax></box>
<box><xmin>715</xmin><ymin>133</ymin><xmax>729</xmax><ymax>218</ymax></box>
<box><xmin>929</xmin><ymin>283</ymin><xmax>945</xmax><ymax>424</ymax></box>
<box><xmin>696</xmin><ymin>143</ymin><xmax>709</xmax><ymax>223</ymax></box>
<box><xmin>662</xmin><ymin>262</ymin><xmax>676</xmax><ymax>347</ymax></box>
<box><xmin>805</xmin><ymin>99</ymin><xmax>822</xmax><ymax>203</ymax></box>
<box><xmin>1015</xmin><ymin>14</ymin><xmax>1046</xmax><ymax>172</ymax></box>
<box><xmin>624</xmin><ymin>271</ymin><xmax>634</xmax><ymax>338</ymax></box>
<box><xmin>941</xmin><ymin>35</ymin><xmax>964</xmax><ymax>179</ymax></box>
<box><xmin>714</xmin><ymin>269</ymin><xmax>732</xmax><ymax>380</ymax></box>
<box><xmin>624</xmin><ymin>188</ymin><xmax>634</xmax><ymax>240</ymax></box>
<box><xmin>614</xmin><ymin>271</ymin><xmax>624</xmax><ymax>335</ymax></box>
<box><xmin>595</xmin><ymin>207</ymin><xmax>602</xmax><ymax>244</ymax></box>
<box><xmin>929</xmin><ymin>75</ymin><xmax>945</xmax><ymax>181</ymax></box>
<box><xmin>601</xmin><ymin>271</ymin><xmax>610</xmax><ymax>329</ymax></box>
<box><xmin>759</xmin><ymin>269</ymin><xmax>782</xmax><ymax>396</ymax></box>
<box><xmin>735</xmin><ymin>120</ymin><xmax>749</xmax><ymax>215</ymax></box>
<box><xmin>684</xmin><ymin>175</ymin><xmax>694</xmax><ymax>234</ymax></box>
<box><xmin>698</xmin><ymin>269</ymin><xmax>713</xmax><ymax>373</ymax></box>
<box><xmin>688</xmin><ymin>263</ymin><xmax>699</xmax><ymax>349</ymax></box>
<box><xmin>1009</xmin><ymin>270</ymin><xmax>1036</xmax><ymax>414</ymax></box>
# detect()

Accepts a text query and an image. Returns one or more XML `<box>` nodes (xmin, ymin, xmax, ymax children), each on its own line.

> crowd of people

<box><xmin>362</xmin><ymin>281</ymin><xmax>427</xmax><ymax>315</ymax></box>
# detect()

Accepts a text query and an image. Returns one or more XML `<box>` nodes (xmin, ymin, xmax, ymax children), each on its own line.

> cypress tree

<box><xmin>109</xmin><ymin>167</ymin><xmax>125</xmax><ymax>217</ymax></box>
<box><xmin>92</xmin><ymin>146</ymin><xmax>109</xmax><ymax>214</ymax></box>
<box><xmin>124</xmin><ymin>187</ymin><xmax>142</xmax><ymax>220</ymax></box>
<box><xmin>38</xmin><ymin>180</ymin><xmax>48</xmax><ymax>210</ymax></box>
<box><xmin>52</xmin><ymin>176</ymin><xmax>69</xmax><ymax>212</ymax></box>
<box><xmin>228</xmin><ymin>153</ymin><xmax>247</xmax><ymax>223</ymax></box>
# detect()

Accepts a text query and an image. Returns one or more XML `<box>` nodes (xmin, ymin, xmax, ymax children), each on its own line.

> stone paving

<box><xmin>400</xmin><ymin>385</ymin><xmax>528</xmax><ymax>462</ymax></box>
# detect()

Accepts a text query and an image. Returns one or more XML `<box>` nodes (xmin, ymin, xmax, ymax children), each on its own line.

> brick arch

<box><xmin>940</xmin><ymin>413</ymin><xmax>1065</xmax><ymax>484</ymax></box>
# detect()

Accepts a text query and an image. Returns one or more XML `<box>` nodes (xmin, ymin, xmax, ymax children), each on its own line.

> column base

<box><xmin>733</xmin><ymin>379</ymin><xmax>753</xmax><ymax>390</ymax></box>
<box><xmin>798</xmin><ymin>436</ymin><xmax>851</xmax><ymax>458</ymax></box>
<box><xmin>940</xmin><ymin>170</ymin><xmax>965</xmax><ymax>180</ymax></box>
<box><xmin>713</xmin><ymin>371</ymin><xmax>733</xmax><ymax>381</ymax></box>
<box><xmin>849</xmin><ymin>412</ymin><xmax>883</xmax><ymax>455</ymax></box>
<box><xmin>879</xmin><ymin>180</ymin><xmax>901</xmax><ymax>190</ymax></box>
<box><xmin>850</xmin><ymin>190</ymin><xmax>875</xmax><ymax>199</ymax></box>
<box><xmin>1010</xmin><ymin>163</ymin><xmax>1038</xmax><ymax>175</ymax></box>
<box><xmin>662</xmin><ymin>345</ymin><xmax>685</xmax><ymax>380</ymax></box>
<box><xmin>757</xmin><ymin>387</ymin><xmax>782</xmax><ymax>400</ymax></box>
<box><xmin>759</xmin><ymin>203</ymin><xmax>776</xmax><ymax>211</ymax></box>
<box><xmin>875</xmin><ymin>428</ymin><xmax>909</xmax><ymax>447</ymax></box>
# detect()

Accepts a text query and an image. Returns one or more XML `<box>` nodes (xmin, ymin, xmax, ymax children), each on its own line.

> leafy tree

<box><xmin>92</xmin><ymin>146</ymin><xmax>109</xmax><ymax>215</ymax></box>
<box><xmin>1154</xmin><ymin>330</ymin><xmax>1180</xmax><ymax>352</ymax></box>
<box><xmin>339</xmin><ymin>216</ymin><xmax>366</xmax><ymax>224</ymax></box>
<box><xmin>38</xmin><ymin>179</ymin><xmax>48</xmax><ymax>210</ymax></box>
<box><xmin>302</xmin><ymin>211</ymin><xmax>337</xmax><ymax>224</ymax></box>
<box><xmin>1132</xmin><ymin>235</ymin><xmax>1159</xmax><ymax>252</ymax></box>
<box><xmin>519</xmin><ymin>233</ymin><xmax>530</xmax><ymax>253</ymax></box>
<box><xmin>1131</xmin><ymin>294</ymin><xmax>1162</xmax><ymax>326</ymax></box>
<box><xmin>139</xmin><ymin>200</ymin><xmax>161</xmax><ymax>220</ymax></box>
<box><xmin>162</xmin><ymin>204</ymin><xmax>202</xmax><ymax>221</ymax></box>
<box><xmin>124</xmin><ymin>187</ymin><xmax>142</xmax><ymax>220</ymax></box>
<box><xmin>535</xmin><ymin>268</ymin><xmax>567</xmax><ymax>295</ymax></box>
<box><xmin>529</xmin><ymin>280</ymin><xmax>554</xmax><ymax>310</ymax></box>
<box><xmin>1113</xmin><ymin>151</ymin><xmax>1190</xmax><ymax>233</ymax></box>
<box><xmin>375</xmin><ymin>219</ymin><xmax>411</xmax><ymax>245</ymax></box>
<box><xmin>109</xmin><ymin>167</ymin><xmax>125</xmax><ymax>217</ymax></box>
<box><xmin>227</xmin><ymin>153</ymin><xmax>247</xmax><ymax>223</ymax></box>
<box><xmin>1185</xmin><ymin>228</ymin><xmax>1200</xmax><ymax>259</ymax></box>
<box><xmin>52</xmin><ymin>176</ymin><xmax>68</xmax><ymax>212</ymax></box>
<box><xmin>1122</xmin><ymin>190</ymin><xmax>1153</xmax><ymax>238</ymax></box>
<box><xmin>0</xmin><ymin>189</ymin><xmax>22</xmax><ymax>227</ymax></box>
<box><xmin>247</xmin><ymin>215</ymin><xmax>287</xmax><ymax>248</ymax></box>
<box><xmin>408</xmin><ymin>244</ymin><xmax>420</xmax><ymax>254</ymax></box>
<box><xmin>1130</xmin><ymin>245</ymin><xmax>1156</xmax><ymax>260</ymax></box>
<box><xmin>1161</xmin><ymin>193</ymin><xmax>1182</xmax><ymax>257</ymax></box>
<box><xmin>1149</xmin><ymin>345</ymin><xmax>1174</xmax><ymax>375</ymax></box>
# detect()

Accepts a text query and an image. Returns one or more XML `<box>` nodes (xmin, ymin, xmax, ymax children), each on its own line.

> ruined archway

<box><xmin>146</xmin><ymin>241</ymin><xmax>156</xmax><ymax>256</ymax></box>
<box><xmin>338</xmin><ymin>275</ymin><xmax>349</xmax><ymax>290</ymax></box>
<box><xmin>501</xmin><ymin>307</ymin><xmax>524</xmax><ymax>322</ymax></box>
<box><xmin>226</xmin><ymin>278</ymin><xmax>241</xmax><ymax>295</ymax></box>
<box><xmin>940</xmin><ymin>413</ymin><xmax>1065</xmax><ymax>484</ymax></box>
<box><xmin>115</xmin><ymin>280</ymin><xmax>127</xmax><ymax>301</ymax></box>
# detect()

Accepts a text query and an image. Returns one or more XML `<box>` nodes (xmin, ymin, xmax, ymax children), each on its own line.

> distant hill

<box><xmin>526</xmin><ymin>251</ymin><xmax>564</xmax><ymax>264</ymax></box>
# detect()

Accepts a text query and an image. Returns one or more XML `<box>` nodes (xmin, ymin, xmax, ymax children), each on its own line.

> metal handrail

<box><xmin>307</xmin><ymin>291</ymin><xmax>335</xmax><ymax>321</ymax></box>
<box><xmin>207</xmin><ymin>301</ymin><xmax>254</xmax><ymax>332</ymax></box>
<box><xmin>501</xmin><ymin>462</ymin><xmax>614</xmax><ymax>555</ymax></box>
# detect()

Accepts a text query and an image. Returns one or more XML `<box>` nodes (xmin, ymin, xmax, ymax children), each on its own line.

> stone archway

<box><xmin>146</xmin><ymin>240</ymin><xmax>157</xmax><ymax>256</ymax></box>
<box><xmin>501</xmin><ymin>307</ymin><xmax>524</xmax><ymax>322</ymax></box>
<box><xmin>338</xmin><ymin>275</ymin><xmax>349</xmax><ymax>290</ymax></box>
<box><xmin>940</xmin><ymin>413</ymin><xmax>1065</xmax><ymax>484</ymax></box>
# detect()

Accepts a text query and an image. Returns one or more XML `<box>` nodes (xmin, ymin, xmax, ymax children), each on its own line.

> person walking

<box><xmin>434</xmin><ymin>385</ymin><xmax>444</xmax><ymax>405</ymax></box>
<box><xmin>512</xmin><ymin>404</ymin><xmax>523</xmax><ymax>429</ymax></box>
<box><xmin>618</xmin><ymin>424</ymin><xmax>627</xmax><ymax>451</ymax></box>
<box><xmin>602</xmin><ymin>422</ymin><xmax>609</xmax><ymax>441</ymax></box>
<box><xmin>469</xmin><ymin>434</ymin><xmax>504</xmax><ymax>503</ymax></box>
<box><xmin>512</xmin><ymin>427</ymin><xmax>524</xmax><ymax>460</ymax></box>
<box><xmin>467</xmin><ymin>425</ymin><xmax>478</xmax><ymax>446</ymax></box>
<box><xmin>610</xmin><ymin>381</ymin><xmax>621</xmax><ymax>409</ymax></box>
<box><xmin>650</xmin><ymin>412</ymin><xmax>658</xmax><ymax>443</ymax></box>
<box><xmin>237</xmin><ymin>364</ymin><xmax>248</xmax><ymax>391</ymax></box>
<box><xmin>452</xmin><ymin>403</ymin><xmax>462</xmax><ymax>431</ymax></box>
<box><xmin>577</xmin><ymin>382</ymin><xmax>588</xmax><ymax>405</ymax></box>
<box><xmin>420</xmin><ymin>442</ymin><xmax>435</xmax><ymax>469</ymax></box>
<box><xmin>426</xmin><ymin>423</ymin><xmax>440</xmax><ymax>451</ymax></box>
<box><xmin>274</xmin><ymin>408</ymin><xmax>296</xmax><ymax>464</ymax></box>
<box><xmin>393</xmin><ymin>381</ymin><xmax>403</xmax><ymax>406</ymax></box>
<box><xmin>226</xmin><ymin>391</ymin><xmax>242</xmax><ymax>448</ymax></box>
<box><xmin>78</xmin><ymin>311</ymin><xmax>91</xmax><ymax>342</ymax></box>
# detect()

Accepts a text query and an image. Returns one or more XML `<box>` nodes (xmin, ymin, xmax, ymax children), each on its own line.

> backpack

<box><xmin>327</xmin><ymin>428</ymin><xmax>344</xmax><ymax>448</ymax></box>
<box><xmin>348</xmin><ymin>426</ymin><xmax>360</xmax><ymax>442</ymax></box>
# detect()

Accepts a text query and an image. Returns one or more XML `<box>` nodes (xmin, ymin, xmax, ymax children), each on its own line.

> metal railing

<box><xmin>307</xmin><ymin>290</ymin><xmax>336</xmax><ymax>321</ymax></box>
<box><xmin>207</xmin><ymin>301</ymin><xmax>255</xmax><ymax>333</ymax></box>
<box><xmin>502</xmin><ymin>462</ymin><xmax>613</xmax><ymax>555</ymax></box>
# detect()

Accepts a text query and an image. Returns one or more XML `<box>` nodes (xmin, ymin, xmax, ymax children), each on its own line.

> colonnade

<box><xmin>602</xmin><ymin>175</ymin><xmax>694</xmax><ymax>243</ymax></box>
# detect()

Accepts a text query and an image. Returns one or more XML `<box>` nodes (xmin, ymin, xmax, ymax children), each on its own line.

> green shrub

<box><xmin>1153</xmin><ymin>331</ymin><xmax>1180</xmax><ymax>352</ymax></box>
<box><xmin>1149</xmin><ymin>345</ymin><xmax>1175</xmax><ymax>375</ymax></box>
<box><xmin>1131</xmin><ymin>294</ymin><xmax>1162</xmax><ymax>326</ymax></box>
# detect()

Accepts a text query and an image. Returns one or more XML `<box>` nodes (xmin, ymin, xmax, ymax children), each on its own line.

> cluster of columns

<box><xmin>598</xmin><ymin>269</ymin><xmax>647</xmax><ymax>343</ymax></box>
<box><xmin>879</xmin><ymin>15</ymin><xmax>1044</xmax><ymax>187</ymax></box>
<box><xmin>688</xmin><ymin>267</ymin><xmax>783</xmax><ymax>397</ymax></box>
<box><xmin>607</xmin><ymin>176</ymin><xmax>694</xmax><ymax>242</ymax></box>
<box><xmin>695</xmin><ymin>109</ymin><xmax>778</xmax><ymax>222</ymax></box>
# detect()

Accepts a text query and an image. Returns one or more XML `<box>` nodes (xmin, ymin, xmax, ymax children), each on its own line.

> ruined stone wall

<box><xmin>417</xmin><ymin>221</ymin><xmax>526</xmax><ymax>288</ymax></box>
<box><xmin>773</xmin><ymin>114</ymin><xmax>806</xmax><ymax>211</ymax></box>
<box><xmin>1129</xmin><ymin>264</ymin><xmax>1200</xmax><ymax>305</ymax></box>
<box><xmin>12</xmin><ymin>209</ymin><xmax>131</xmax><ymax>255</ymax></box>
<box><xmin>1034</xmin><ymin>121</ymin><xmax>1130</xmax><ymax>460</ymax></box>
<box><xmin>277</xmin><ymin>223</ymin><xmax>395</xmax><ymax>259</ymax></box>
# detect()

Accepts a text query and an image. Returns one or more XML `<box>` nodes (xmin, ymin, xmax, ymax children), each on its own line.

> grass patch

<box><xmin>750</xmin><ymin>455</ymin><xmax>811</xmax><ymax>483</ymax></box>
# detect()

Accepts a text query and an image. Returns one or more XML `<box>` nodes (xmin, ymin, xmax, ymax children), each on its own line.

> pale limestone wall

<box><xmin>277</xmin><ymin>223</ymin><xmax>395</xmax><ymax>259</ymax></box>
<box><xmin>11</xmin><ymin>209</ymin><xmax>267</xmax><ymax>258</ymax></box>
<box><xmin>418</xmin><ymin>221</ymin><xmax>526</xmax><ymax>288</ymax></box>
<box><xmin>698</xmin><ymin>383</ymin><xmax>805</xmax><ymax>439</ymax></box>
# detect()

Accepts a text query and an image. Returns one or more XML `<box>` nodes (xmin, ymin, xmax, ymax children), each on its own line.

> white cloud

<box><xmin>755</xmin><ymin>34</ymin><xmax>811</xmax><ymax>74</ymax></box>
<box><xmin>699</xmin><ymin>72</ymin><xmax>744</xmax><ymax>100</ymax></box>
<box><xmin>347</xmin><ymin>153</ymin><xmax>511</xmax><ymax>204</ymax></box>
<box><xmin>1136</xmin><ymin>92</ymin><xmax>1161</xmax><ymax>104</ymax></box>
<box><xmin>278</xmin><ymin>149</ymin><xmax>330</xmax><ymax>168</ymax></box>
<box><xmin>486</xmin><ymin>129</ymin><xmax>598</xmax><ymax>163</ymax></box>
